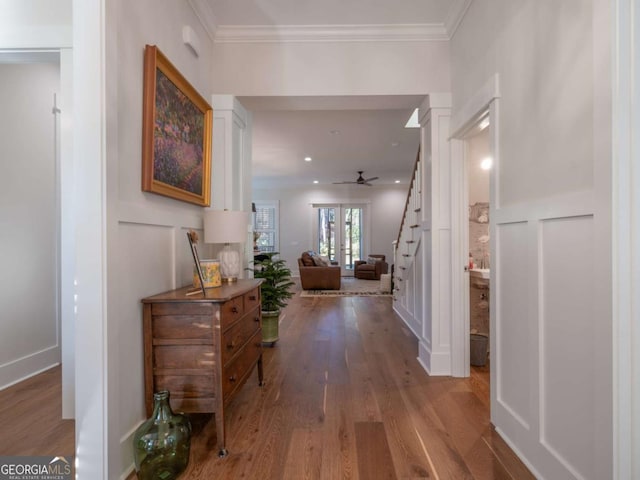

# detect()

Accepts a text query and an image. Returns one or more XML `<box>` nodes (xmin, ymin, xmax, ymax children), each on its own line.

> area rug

<box><xmin>300</xmin><ymin>277</ymin><xmax>392</xmax><ymax>297</ymax></box>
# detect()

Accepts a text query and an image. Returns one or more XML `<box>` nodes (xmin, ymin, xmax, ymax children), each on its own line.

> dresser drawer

<box><xmin>154</xmin><ymin>373</ymin><xmax>215</xmax><ymax>399</ymax></box>
<box><xmin>244</xmin><ymin>288</ymin><xmax>261</xmax><ymax>313</ymax></box>
<box><xmin>221</xmin><ymin>306</ymin><xmax>261</xmax><ymax>367</ymax></box>
<box><xmin>152</xmin><ymin>314</ymin><xmax>214</xmax><ymax>341</ymax></box>
<box><xmin>221</xmin><ymin>331</ymin><xmax>262</xmax><ymax>401</ymax></box>
<box><xmin>221</xmin><ymin>296</ymin><xmax>244</xmax><ymax>329</ymax></box>
<box><xmin>153</xmin><ymin>345</ymin><xmax>215</xmax><ymax>370</ymax></box>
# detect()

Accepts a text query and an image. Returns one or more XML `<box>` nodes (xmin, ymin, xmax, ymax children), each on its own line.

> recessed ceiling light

<box><xmin>395</xmin><ymin>180</ymin><xmax>401</xmax><ymax>184</ymax></box>
<box><xmin>329</xmin><ymin>129</ymin><xmax>340</xmax><ymax>135</ymax></box>
<box><xmin>481</xmin><ymin>157</ymin><xmax>493</xmax><ymax>170</ymax></box>
<box><xmin>313</xmin><ymin>180</ymin><xmax>319</xmax><ymax>184</ymax></box>
<box><xmin>391</xmin><ymin>142</ymin><xmax>400</xmax><ymax>148</ymax></box>
<box><xmin>304</xmin><ymin>156</ymin><xmax>312</xmax><ymax>162</ymax></box>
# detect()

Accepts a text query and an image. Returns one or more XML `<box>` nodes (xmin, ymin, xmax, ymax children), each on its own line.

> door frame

<box><xmin>449</xmin><ymin>75</ymin><xmax>500</xmax><ymax>387</ymax></box>
<box><xmin>613</xmin><ymin>0</ymin><xmax>639</xmax><ymax>476</ymax></box>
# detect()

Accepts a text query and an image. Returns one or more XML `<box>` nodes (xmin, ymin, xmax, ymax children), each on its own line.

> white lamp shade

<box><xmin>204</xmin><ymin>210</ymin><xmax>249</xmax><ymax>244</ymax></box>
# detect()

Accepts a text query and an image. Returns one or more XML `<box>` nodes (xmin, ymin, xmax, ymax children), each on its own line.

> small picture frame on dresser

<box><xmin>187</xmin><ymin>230</ymin><xmax>206</xmax><ymax>296</ymax></box>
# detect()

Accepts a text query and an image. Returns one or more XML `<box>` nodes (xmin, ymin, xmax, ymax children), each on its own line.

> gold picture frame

<box><xmin>142</xmin><ymin>44</ymin><xmax>212</xmax><ymax>206</ymax></box>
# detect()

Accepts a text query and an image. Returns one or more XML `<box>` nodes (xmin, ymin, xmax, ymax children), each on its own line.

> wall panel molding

<box><xmin>539</xmin><ymin>215</ymin><xmax>595</xmax><ymax>480</ymax></box>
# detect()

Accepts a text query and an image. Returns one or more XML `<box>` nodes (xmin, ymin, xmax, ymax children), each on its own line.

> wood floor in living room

<box><xmin>2</xmin><ymin>289</ymin><xmax>531</xmax><ymax>479</ymax></box>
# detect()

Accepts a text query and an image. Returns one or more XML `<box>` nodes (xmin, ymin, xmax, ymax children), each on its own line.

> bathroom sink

<box><xmin>470</xmin><ymin>268</ymin><xmax>490</xmax><ymax>279</ymax></box>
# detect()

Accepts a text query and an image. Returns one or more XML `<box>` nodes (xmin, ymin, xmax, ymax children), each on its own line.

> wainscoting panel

<box><xmin>414</xmin><ymin>240</ymin><xmax>424</xmax><ymax>337</ymax></box>
<box><xmin>436</xmin><ymin>228</ymin><xmax>451</xmax><ymax>349</ymax></box>
<box><xmin>115</xmin><ymin>221</ymin><xmax>175</xmax><ymax>434</ymax></box>
<box><xmin>495</xmin><ymin>221</ymin><xmax>531</xmax><ymax>430</ymax></box>
<box><xmin>422</xmin><ymin>232</ymin><xmax>432</xmax><ymax>339</ymax></box>
<box><xmin>540</xmin><ymin>215</ymin><xmax>596</xmax><ymax>479</ymax></box>
<box><xmin>491</xmin><ymin>191</ymin><xmax>608</xmax><ymax>480</ymax></box>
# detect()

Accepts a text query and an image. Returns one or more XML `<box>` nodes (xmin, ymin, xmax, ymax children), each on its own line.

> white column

<box><xmin>417</xmin><ymin>94</ymin><xmax>453</xmax><ymax>376</ymax></box>
<box><xmin>210</xmin><ymin>95</ymin><xmax>252</xmax><ymax>210</ymax></box>
<box><xmin>73</xmin><ymin>0</ymin><xmax>108</xmax><ymax>477</ymax></box>
<box><xmin>210</xmin><ymin>95</ymin><xmax>254</xmax><ymax>273</ymax></box>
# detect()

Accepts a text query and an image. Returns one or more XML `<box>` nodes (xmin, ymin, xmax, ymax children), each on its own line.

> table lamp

<box><xmin>204</xmin><ymin>210</ymin><xmax>249</xmax><ymax>283</ymax></box>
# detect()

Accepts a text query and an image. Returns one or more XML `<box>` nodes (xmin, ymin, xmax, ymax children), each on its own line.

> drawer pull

<box><xmin>231</xmin><ymin>306</ymin><xmax>239</xmax><ymax>314</ymax></box>
<box><xmin>226</xmin><ymin>341</ymin><xmax>236</xmax><ymax>350</ymax></box>
<box><xmin>229</xmin><ymin>375</ymin><xmax>237</xmax><ymax>383</ymax></box>
<box><xmin>254</xmin><ymin>316</ymin><xmax>260</xmax><ymax>322</ymax></box>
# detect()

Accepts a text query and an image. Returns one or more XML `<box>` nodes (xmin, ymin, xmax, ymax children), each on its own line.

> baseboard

<box><xmin>0</xmin><ymin>345</ymin><xmax>61</xmax><ymax>390</ymax></box>
<box><xmin>494</xmin><ymin>426</ymin><xmax>544</xmax><ymax>480</ymax></box>
<box><xmin>119</xmin><ymin>420</ymin><xmax>143</xmax><ymax>479</ymax></box>
<box><xmin>119</xmin><ymin>463</ymin><xmax>135</xmax><ymax>480</ymax></box>
<box><xmin>418</xmin><ymin>341</ymin><xmax>451</xmax><ymax>376</ymax></box>
<box><xmin>392</xmin><ymin>302</ymin><xmax>419</xmax><ymax>336</ymax></box>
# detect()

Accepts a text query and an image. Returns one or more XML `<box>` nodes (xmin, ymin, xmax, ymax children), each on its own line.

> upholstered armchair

<box><xmin>297</xmin><ymin>251</ymin><xmax>341</xmax><ymax>290</ymax></box>
<box><xmin>354</xmin><ymin>254</ymin><xmax>389</xmax><ymax>280</ymax></box>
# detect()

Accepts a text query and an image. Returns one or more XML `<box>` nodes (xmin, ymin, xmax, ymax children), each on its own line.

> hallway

<box><xmin>144</xmin><ymin>290</ymin><xmax>533</xmax><ymax>479</ymax></box>
<box><xmin>0</xmin><ymin>290</ymin><xmax>532</xmax><ymax>479</ymax></box>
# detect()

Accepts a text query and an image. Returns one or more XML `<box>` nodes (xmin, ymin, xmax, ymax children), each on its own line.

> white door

<box><xmin>315</xmin><ymin>205</ymin><xmax>366</xmax><ymax>276</ymax></box>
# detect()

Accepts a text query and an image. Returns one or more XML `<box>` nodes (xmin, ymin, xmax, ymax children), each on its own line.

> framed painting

<box><xmin>142</xmin><ymin>44</ymin><xmax>212</xmax><ymax>206</ymax></box>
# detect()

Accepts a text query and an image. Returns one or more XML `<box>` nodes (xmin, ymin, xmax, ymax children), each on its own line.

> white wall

<box><xmin>104</xmin><ymin>0</ymin><xmax>214</xmax><ymax>476</ymax></box>
<box><xmin>212</xmin><ymin>41</ymin><xmax>450</xmax><ymax>96</ymax></box>
<box><xmin>0</xmin><ymin>0</ymin><xmax>72</xmax><ymax>47</ymax></box>
<box><xmin>467</xmin><ymin>128</ymin><xmax>490</xmax><ymax>205</ymax></box>
<box><xmin>0</xmin><ymin>62</ymin><xmax>61</xmax><ymax>388</ymax></box>
<box><xmin>253</xmin><ymin>185</ymin><xmax>406</xmax><ymax>275</ymax></box>
<box><xmin>450</xmin><ymin>1</ymin><xmax>612</xmax><ymax>479</ymax></box>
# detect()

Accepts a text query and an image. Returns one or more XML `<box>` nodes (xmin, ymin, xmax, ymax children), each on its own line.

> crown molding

<box><xmin>187</xmin><ymin>0</ymin><xmax>218</xmax><ymax>41</ymax></box>
<box><xmin>444</xmin><ymin>0</ymin><xmax>474</xmax><ymax>40</ymax></box>
<box><xmin>214</xmin><ymin>23</ymin><xmax>449</xmax><ymax>44</ymax></box>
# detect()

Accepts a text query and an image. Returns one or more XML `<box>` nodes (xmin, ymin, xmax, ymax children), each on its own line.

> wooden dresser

<box><xmin>141</xmin><ymin>279</ymin><xmax>264</xmax><ymax>457</ymax></box>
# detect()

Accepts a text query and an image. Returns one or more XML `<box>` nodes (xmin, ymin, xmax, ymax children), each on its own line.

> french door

<box><xmin>315</xmin><ymin>204</ymin><xmax>367</xmax><ymax>276</ymax></box>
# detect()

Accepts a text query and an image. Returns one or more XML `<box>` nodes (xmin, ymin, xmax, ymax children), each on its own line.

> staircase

<box><xmin>392</xmin><ymin>100</ymin><xmax>455</xmax><ymax>376</ymax></box>
<box><xmin>393</xmin><ymin>149</ymin><xmax>421</xmax><ymax>320</ymax></box>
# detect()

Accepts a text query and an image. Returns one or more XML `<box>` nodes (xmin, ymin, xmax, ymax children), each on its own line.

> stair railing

<box><xmin>393</xmin><ymin>149</ymin><xmax>421</xmax><ymax>298</ymax></box>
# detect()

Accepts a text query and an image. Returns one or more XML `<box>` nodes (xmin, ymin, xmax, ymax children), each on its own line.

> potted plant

<box><xmin>251</xmin><ymin>252</ymin><xmax>295</xmax><ymax>346</ymax></box>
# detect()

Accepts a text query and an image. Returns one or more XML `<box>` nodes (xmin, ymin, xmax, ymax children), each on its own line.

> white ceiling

<box><xmin>241</xmin><ymin>96</ymin><xmax>423</xmax><ymax>188</ymax></box>
<box><xmin>204</xmin><ymin>0</ymin><xmax>465</xmax><ymax>189</ymax></box>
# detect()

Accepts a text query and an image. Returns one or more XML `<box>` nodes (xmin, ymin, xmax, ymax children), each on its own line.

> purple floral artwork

<box><xmin>153</xmin><ymin>69</ymin><xmax>204</xmax><ymax>196</ymax></box>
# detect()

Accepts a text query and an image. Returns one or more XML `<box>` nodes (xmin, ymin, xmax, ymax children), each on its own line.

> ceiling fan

<box><xmin>333</xmin><ymin>171</ymin><xmax>379</xmax><ymax>187</ymax></box>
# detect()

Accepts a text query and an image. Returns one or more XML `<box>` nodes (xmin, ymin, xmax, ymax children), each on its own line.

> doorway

<box><xmin>449</xmin><ymin>75</ymin><xmax>499</xmax><ymax>405</ymax></box>
<box><xmin>465</xmin><ymin>120</ymin><xmax>491</xmax><ymax>396</ymax></box>
<box><xmin>314</xmin><ymin>204</ymin><xmax>368</xmax><ymax>276</ymax></box>
<box><xmin>0</xmin><ymin>55</ymin><xmax>62</xmax><ymax>383</ymax></box>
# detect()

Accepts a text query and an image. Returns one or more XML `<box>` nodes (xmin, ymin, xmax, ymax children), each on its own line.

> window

<box><xmin>313</xmin><ymin>203</ymin><xmax>368</xmax><ymax>275</ymax></box>
<box><xmin>317</xmin><ymin>207</ymin><xmax>336</xmax><ymax>260</ymax></box>
<box><xmin>253</xmin><ymin>201</ymin><xmax>278</xmax><ymax>253</ymax></box>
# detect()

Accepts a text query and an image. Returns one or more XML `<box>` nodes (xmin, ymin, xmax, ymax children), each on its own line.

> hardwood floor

<box><xmin>0</xmin><ymin>365</ymin><xmax>74</xmax><ymax>456</ymax></box>
<box><xmin>1</xmin><ymin>292</ymin><xmax>532</xmax><ymax>479</ymax></box>
<box><xmin>132</xmin><ymin>290</ymin><xmax>533</xmax><ymax>479</ymax></box>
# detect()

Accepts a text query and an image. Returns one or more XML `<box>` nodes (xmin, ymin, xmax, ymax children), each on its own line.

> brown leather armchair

<box><xmin>297</xmin><ymin>251</ymin><xmax>341</xmax><ymax>290</ymax></box>
<box><xmin>354</xmin><ymin>255</ymin><xmax>389</xmax><ymax>280</ymax></box>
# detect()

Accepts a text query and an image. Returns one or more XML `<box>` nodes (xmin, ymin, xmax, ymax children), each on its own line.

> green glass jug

<box><xmin>133</xmin><ymin>390</ymin><xmax>191</xmax><ymax>480</ymax></box>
